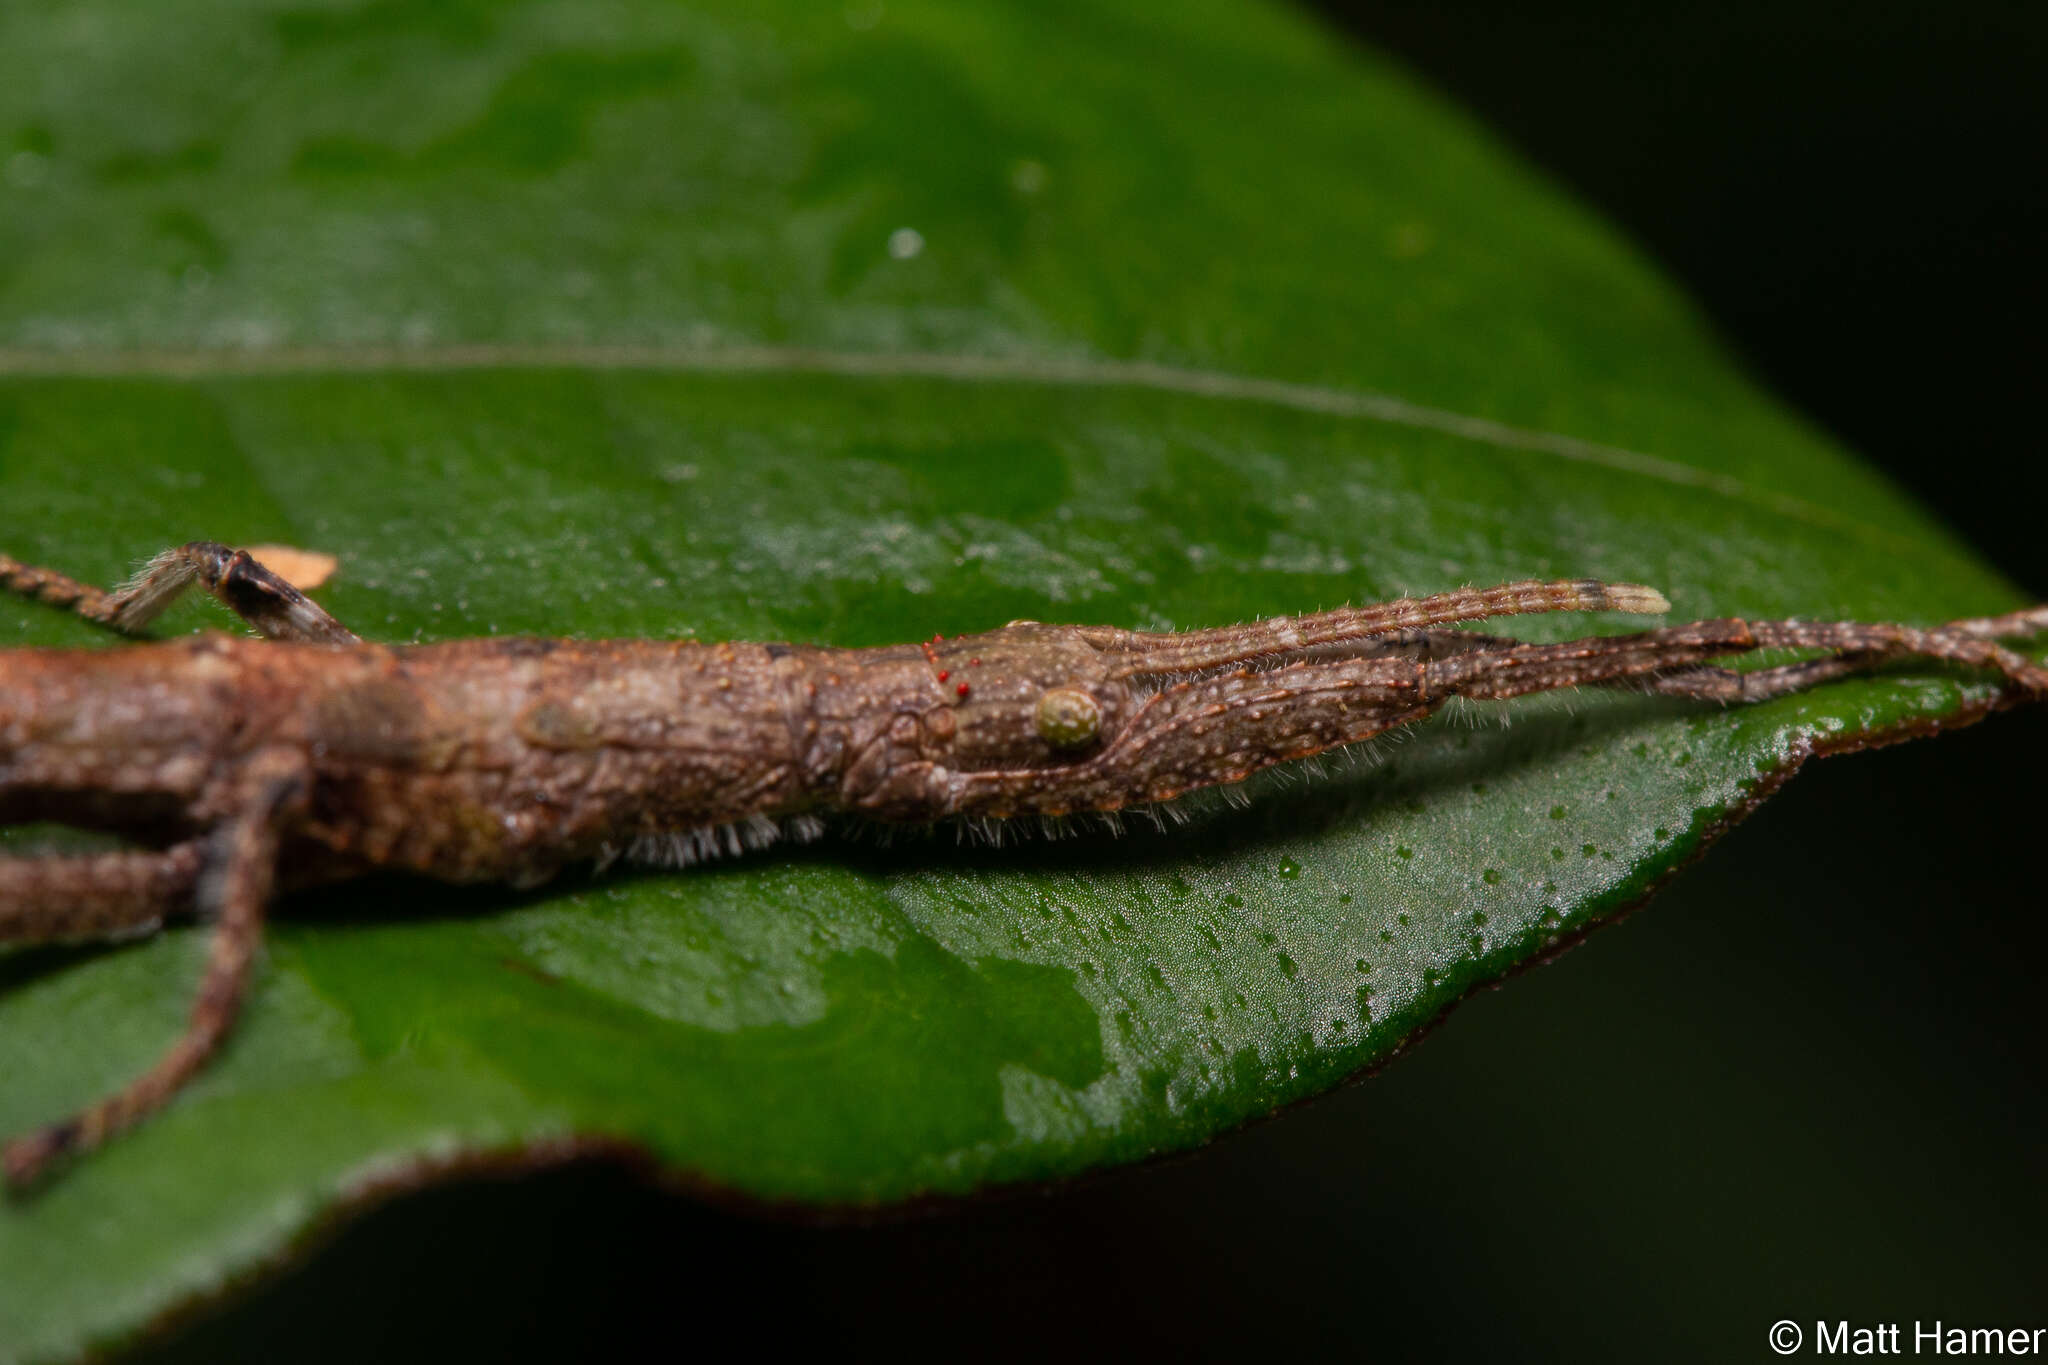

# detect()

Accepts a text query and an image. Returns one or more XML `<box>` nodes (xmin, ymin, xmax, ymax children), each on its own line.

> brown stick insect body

<box><xmin>3</xmin><ymin>541</ymin><xmax>2046</xmax><ymax>1188</ymax></box>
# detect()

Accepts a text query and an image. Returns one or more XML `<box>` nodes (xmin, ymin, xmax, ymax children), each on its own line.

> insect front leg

<box><xmin>2</xmin><ymin>751</ymin><xmax>309</xmax><ymax>1192</ymax></box>
<box><xmin>1684</xmin><ymin>602</ymin><xmax>2048</xmax><ymax>703</ymax></box>
<box><xmin>0</xmin><ymin>842</ymin><xmax>205</xmax><ymax>944</ymax></box>
<box><xmin>1095</xmin><ymin>579</ymin><xmax>1671</xmax><ymax>677</ymax></box>
<box><xmin>1360</xmin><ymin>626</ymin><xmax>1874</xmax><ymax>704</ymax></box>
<box><xmin>0</xmin><ymin>543</ymin><xmax>358</xmax><ymax>643</ymax></box>
<box><xmin>1407</xmin><ymin>619</ymin><xmax>2040</xmax><ymax>707</ymax></box>
<box><xmin>1426</xmin><ymin>613</ymin><xmax>2048</xmax><ymax>706</ymax></box>
<box><xmin>1408</xmin><ymin>626</ymin><xmax>1890</xmax><ymax>705</ymax></box>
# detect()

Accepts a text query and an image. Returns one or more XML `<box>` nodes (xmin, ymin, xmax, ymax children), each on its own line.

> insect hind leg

<box><xmin>1</xmin><ymin>542</ymin><xmax>358</xmax><ymax>643</ymax></box>
<box><xmin>2</xmin><ymin>753</ymin><xmax>307</xmax><ymax>1192</ymax></box>
<box><xmin>0</xmin><ymin>842</ymin><xmax>205</xmax><ymax>945</ymax></box>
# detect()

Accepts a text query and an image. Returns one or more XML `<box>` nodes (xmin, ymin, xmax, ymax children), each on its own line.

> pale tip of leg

<box><xmin>1607</xmin><ymin>584</ymin><xmax>1671</xmax><ymax>615</ymax></box>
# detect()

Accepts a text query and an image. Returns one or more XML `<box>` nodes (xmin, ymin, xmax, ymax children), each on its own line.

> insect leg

<box><xmin>2</xmin><ymin>754</ymin><xmax>307</xmax><ymax>1191</ymax></box>
<box><xmin>1410</xmin><ymin>626</ymin><xmax>1884</xmax><ymax>704</ymax></box>
<box><xmin>1440</xmin><ymin>601</ymin><xmax>2048</xmax><ymax>703</ymax></box>
<box><xmin>1633</xmin><ymin>654</ymin><xmax>1882</xmax><ymax>703</ymax></box>
<box><xmin>0</xmin><ymin>842</ymin><xmax>204</xmax><ymax>944</ymax></box>
<box><xmin>1927</xmin><ymin>603</ymin><xmax>2048</xmax><ymax>641</ymax></box>
<box><xmin>1747</xmin><ymin>612</ymin><xmax>2048</xmax><ymax>690</ymax></box>
<box><xmin>1095</xmin><ymin>579</ymin><xmax>1670</xmax><ymax>678</ymax></box>
<box><xmin>0</xmin><ymin>543</ymin><xmax>358</xmax><ymax>643</ymax></box>
<box><xmin>0</xmin><ymin>552</ymin><xmax>115</xmax><ymax>619</ymax></box>
<box><xmin>1427</xmin><ymin>613</ymin><xmax>2048</xmax><ymax>705</ymax></box>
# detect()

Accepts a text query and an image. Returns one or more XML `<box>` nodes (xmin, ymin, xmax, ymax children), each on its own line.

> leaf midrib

<box><xmin>0</xmin><ymin>343</ymin><xmax>1900</xmax><ymax>545</ymax></box>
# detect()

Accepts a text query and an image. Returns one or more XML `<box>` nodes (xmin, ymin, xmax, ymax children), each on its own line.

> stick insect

<box><xmin>3</xmin><ymin>540</ymin><xmax>2046</xmax><ymax>1190</ymax></box>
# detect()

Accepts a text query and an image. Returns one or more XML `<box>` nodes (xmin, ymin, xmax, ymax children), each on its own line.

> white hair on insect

<box><xmin>598</xmin><ymin>723</ymin><xmax>1420</xmax><ymax>872</ymax></box>
<box><xmin>612</xmin><ymin>812</ymin><xmax>827</xmax><ymax>870</ymax></box>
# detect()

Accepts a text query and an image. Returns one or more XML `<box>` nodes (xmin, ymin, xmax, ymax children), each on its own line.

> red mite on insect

<box><xmin>3</xmin><ymin>540</ymin><xmax>2046</xmax><ymax>1189</ymax></box>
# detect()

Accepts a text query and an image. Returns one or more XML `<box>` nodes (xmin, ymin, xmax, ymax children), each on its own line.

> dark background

<box><xmin>146</xmin><ymin>4</ymin><xmax>2046</xmax><ymax>1360</ymax></box>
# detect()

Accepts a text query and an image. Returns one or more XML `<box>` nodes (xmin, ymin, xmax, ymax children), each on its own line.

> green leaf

<box><xmin>0</xmin><ymin>0</ymin><xmax>2029</xmax><ymax>1358</ymax></box>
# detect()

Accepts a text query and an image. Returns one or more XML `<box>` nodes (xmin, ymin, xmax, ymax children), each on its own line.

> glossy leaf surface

<box><xmin>0</xmin><ymin>0</ymin><xmax>2026</xmax><ymax>1359</ymax></box>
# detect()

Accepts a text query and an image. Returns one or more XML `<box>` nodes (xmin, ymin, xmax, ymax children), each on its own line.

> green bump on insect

<box><xmin>1035</xmin><ymin>686</ymin><xmax>1102</xmax><ymax>749</ymax></box>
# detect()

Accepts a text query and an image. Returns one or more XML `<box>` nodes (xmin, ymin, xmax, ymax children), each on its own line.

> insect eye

<box><xmin>1034</xmin><ymin>687</ymin><xmax>1102</xmax><ymax>749</ymax></box>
